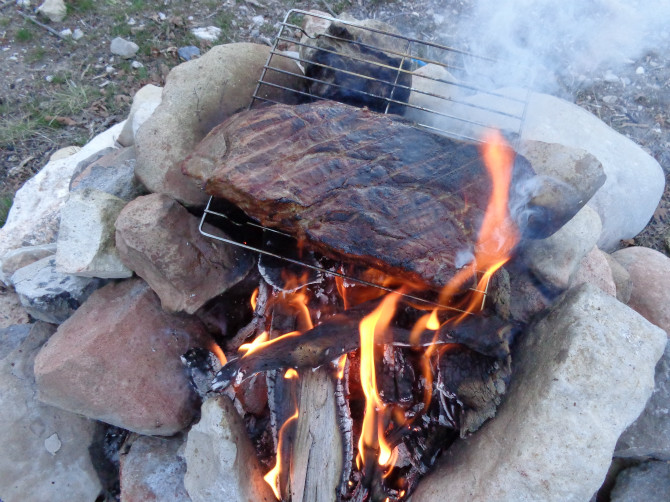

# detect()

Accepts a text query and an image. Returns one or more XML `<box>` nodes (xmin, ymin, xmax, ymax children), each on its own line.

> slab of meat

<box><xmin>182</xmin><ymin>101</ymin><xmax>531</xmax><ymax>289</ymax></box>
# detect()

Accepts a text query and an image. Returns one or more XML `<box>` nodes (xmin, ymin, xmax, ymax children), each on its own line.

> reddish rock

<box><xmin>34</xmin><ymin>279</ymin><xmax>213</xmax><ymax>435</ymax></box>
<box><xmin>115</xmin><ymin>194</ymin><xmax>253</xmax><ymax>314</ymax></box>
<box><xmin>569</xmin><ymin>246</ymin><xmax>616</xmax><ymax>296</ymax></box>
<box><xmin>612</xmin><ymin>246</ymin><xmax>670</xmax><ymax>336</ymax></box>
<box><xmin>120</xmin><ymin>434</ymin><xmax>191</xmax><ymax>501</ymax></box>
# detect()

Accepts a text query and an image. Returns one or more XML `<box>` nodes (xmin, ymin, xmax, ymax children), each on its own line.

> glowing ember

<box><xmin>238</xmin><ymin>331</ymin><xmax>269</xmax><ymax>355</ymax></box>
<box><xmin>284</xmin><ymin>368</ymin><xmax>299</xmax><ymax>379</ymax></box>
<box><xmin>250</xmin><ymin>287</ymin><xmax>259</xmax><ymax>311</ymax></box>
<box><xmin>336</xmin><ymin>354</ymin><xmax>348</xmax><ymax>380</ymax></box>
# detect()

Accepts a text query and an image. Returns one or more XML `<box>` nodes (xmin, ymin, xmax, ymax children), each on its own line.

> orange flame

<box><xmin>438</xmin><ymin>130</ymin><xmax>519</xmax><ymax>317</ymax></box>
<box><xmin>209</xmin><ymin>342</ymin><xmax>227</xmax><ymax>366</ymax></box>
<box><xmin>250</xmin><ymin>288</ymin><xmax>259</xmax><ymax>311</ymax></box>
<box><xmin>284</xmin><ymin>368</ymin><xmax>299</xmax><ymax>379</ymax></box>
<box><xmin>336</xmin><ymin>354</ymin><xmax>348</xmax><ymax>380</ymax></box>
<box><xmin>238</xmin><ymin>331</ymin><xmax>269</xmax><ymax>355</ymax></box>
<box><xmin>264</xmin><ymin>408</ymin><xmax>299</xmax><ymax>500</ymax></box>
<box><xmin>358</xmin><ymin>293</ymin><xmax>401</xmax><ymax>468</ymax></box>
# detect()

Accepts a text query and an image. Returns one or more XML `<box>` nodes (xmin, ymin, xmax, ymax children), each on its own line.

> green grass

<box><xmin>69</xmin><ymin>0</ymin><xmax>96</xmax><ymax>13</ymax></box>
<box><xmin>15</xmin><ymin>27</ymin><xmax>34</xmax><ymax>43</ymax></box>
<box><xmin>26</xmin><ymin>46</ymin><xmax>47</xmax><ymax>63</ymax></box>
<box><xmin>0</xmin><ymin>194</ymin><xmax>13</xmax><ymax>228</ymax></box>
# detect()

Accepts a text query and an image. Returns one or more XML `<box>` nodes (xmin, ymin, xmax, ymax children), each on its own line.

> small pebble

<box><xmin>44</xmin><ymin>433</ymin><xmax>61</xmax><ymax>455</ymax></box>
<box><xmin>105</xmin><ymin>65</ymin><xmax>114</xmax><ymax>73</ymax></box>
<box><xmin>251</xmin><ymin>15</ymin><xmax>265</xmax><ymax>25</ymax></box>
<box><xmin>602</xmin><ymin>95</ymin><xmax>618</xmax><ymax>104</ymax></box>
<box><xmin>45</xmin><ymin>75</ymin><xmax>53</xmax><ymax>82</ymax></box>
<box><xmin>127</xmin><ymin>17</ymin><xmax>136</xmax><ymax>26</ymax></box>
<box><xmin>158</xmin><ymin>12</ymin><xmax>167</xmax><ymax>21</ymax></box>
<box><xmin>72</xmin><ymin>28</ymin><xmax>84</xmax><ymax>40</ymax></box>
<box><xmin>177</xmin><ymin>45</ymin><xmax>201</xmax><ymax>61</ymax></box>
<box><xmin>131</xmin><ymin>61</ymin><xmax>144</xmax><ymax>69</ymax></box>
<box><xmin>603</xmin><ymin>71</ymin><xmax>619</xmax><ymax>83</ymax></box>
<box><xmin>59</xmin><ymin>28</ymin><xmax>72</xmax><ymax>38</ymax></box>
<box><xmin>636</xmin><ymin>66</ymin><xmax>645</xmax><ymax>75</ymax></box>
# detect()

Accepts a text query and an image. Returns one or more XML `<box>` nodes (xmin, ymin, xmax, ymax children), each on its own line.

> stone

<box><xmin>110</xmin><ymin>36</ymin><xmax>139</xmax><ymax>59</ymax></box>
<box><xmin>120</xmin><ymin>434</ymin><xmax>191</xmax><ymax>501</ymax></box>
<box><xmin>190</xmin><ymin>26</ymin><xmax>222</xmax><ymax>42</ymax></box>
<box><xmin>411</xmin><ymin>284</ymin><xmax>667</xmax><ymax>502</ymax></box>
<box><xmin>405</xmin><ymin>64</ymin><xmax>464</xmax><ymax>128</ymax></box>
<box><xmin>0</xmin><ymin>322</ymin><xmax>102</xmax><ymax>502</ymax></box>
<box><xmin>177</xmin><ymin>46</ymin><xmax>201</xmax><ymax>62</ymax></box>
<box><xmin>134</xmin><ymin>43</ymin><xmax>305</xmax><ymax>206</ymax></box>
<box><xmin>0</xmin><ymin>323</ymin><xmax>31</xmax><ymax>356</ymax></box>
<box><xmin>569</xmin><ymin>246</ymin><xmax>616</xmax><ymax>296</ymax></box>
<box><xmin>72</xmin><ymin>28</ymin><xmax>83</xmax><ymax>40</ymax></box>
<box><xmin>115</xmin><ymin>194</ymin><xmax>253</xmax><ymax>314</ymax></box>
<box><xmin>11</xmin><ymin>256</ymin><xmax>104</xmax><ymax>324</ymax></box>
<box><xmin>184</xmin><ymin>396</ymin><xmax>275</xmax><ymax>502</ymax></box>
<box><xmin>610</xmin><ymin>461</ymin><xmax>670</xmax><ymax>502</ymax></box>
<box><xmin>615</xmin><ymin>341</ymin><xmax>670</xmax><ymax>460</ymax></box>
<box><xmin>118</xmin><ymin>84</ymin><xmax>163</xmax><ymax>147</ymax></box>
<box><xmin>604</xmin><ymin>252</ymin><xmax>633</xmax><ymax>303</ymax></box>
<box><xmin>0</xmin><ymin>122</ymin><xmax>125</xmax><ymax>282</ymax></box>
<box><xmin>49</xmin><ymin>145</ymin><xmax>81</xmax><ymax>161</ymax></box>
<box><xmin>69</xmin><ymin>146</ymin><xmax>145</xmax><ymax>201</ymax></box>
<box><xmin>59</xmin><ymin>28</ymin><xmax>72</xmax><ymax>38</ymax></box>
<box><xmin>55</xmin><ymin>189</ymin><xmax>132</xmax><ymax>278</ymax></box>
<box><xmin>508</xmin><ymin>268</ymin><xmax>554</xmax><ymax>323</ymax></box>
<box><xmin>36</xmin><ymin>0</ymin><xmax>66</xmax><ymax>22</ymax></box>
<box><xmin>0</xmin><ymin>242</ymin><xmax>56</xmax><ymax>285</ymax></box>
<box><xmin>33</xmin><ymin>279</ymin><xmax>212</xmax><ymax>435</ymax></box>
<box><xmin>612</xmin><ymin>247</ymin><xmax>670</xmax><ymax>335</ymax></box>
<box><xmin>0</xmin><ymin>290</ymin><xmax>30</xmax><ymax>329</ymax></box>
<box><xmin>453</xmin><ymin>90</ymin><xmax>664</xmax><ymax>250</ymax></box>
<box><xmin>522</xmin><ymin>204</ymin><xmax>602</xmax><ymax>291</ymax></box>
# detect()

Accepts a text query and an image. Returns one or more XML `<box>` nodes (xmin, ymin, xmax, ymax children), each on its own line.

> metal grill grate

<box><xmin>199</xmin><ymin>9</ymin><xmax>529</xmax><ymax>311</ymax></box>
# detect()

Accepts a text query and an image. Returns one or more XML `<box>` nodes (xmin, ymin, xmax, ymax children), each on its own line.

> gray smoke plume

<box><xmin>450</xmin><ymin>0</ymin><xmax>670</xmax><ymax>93</ymax></box>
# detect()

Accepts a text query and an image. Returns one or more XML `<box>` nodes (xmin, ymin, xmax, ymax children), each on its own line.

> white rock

<box><xmin>36</xmin><ymin>0</ymin><xmax>66</xmax><ymax>23</ymax></box>
<box><xmin>191</xmin><ymin>26</ymin><xmax>222</xmax><ymax>42</ymax></box>
<box><xmin>0</xmin><ymin>323</ymin><xmax>101</xmax><ymax>501</ymax></box>
<box><xmin>110</xmin><ymin>36</ymin><xmax>139</xmax><ymax>59</ymax></box>
<box><xmin>49</xmin><ymin>145</ymin><xmax>81</xmax><ymax>161</ymax></box>
<box><xmin>131</xmin><ymin>60</ymin><xmax>144</xmax><ymax>69</ymax></box>
<box><xmin>604</xmin><ymin>70</ymin><xmax>620</xmax><ymax>83</ymax></box>
<box><xmin>16</xmin><ymin>0</ymin><xmax>31</xmax><ymax>7</ymax></box>
<box><xmin>158</xmin><ymin>12</ymin><xmax>167</xmax><ymax>21</ymax></box>
<box><xmin>602</xmin><ymin>95</ymin><xmax>618</xmax><ymax>104</ymax></box>
<box><xmin>72</xmin><ymin>28</ymin><xmax>84</xmax><ymax>40</ymax></box>
<box><xmin>0</xmin><ymin>243</ymin><xmax>57</xmax><ymax>286</ymax></box>
<box><xmin>522</xmin><ymin>205</ymin><xmax>602</xmax><ymax>291</ymax></box>
<box><xmin>59</xmin><ymin>28</ymin><xmax>72</xmax><ymax>38</ymax></box>
<box><xmin>118</xmin><ymin>83</ymin><xmax>163</xmax><ymax>147</ymax></box>
<box><xmin>412</xmin><ymin>284</ymin><xmax>667</xmax><ymax>502</ymax></box>
<box><xmin>56</xmin><ymin>189</ymin><xmax>132</xmax><ymax>279</ymax></box>
<box><xmin>184</xmin><ymin>396</ymin><xmax>275</xmax><ymax>502</ymax></box>
<box><xmin>251</xmin><ymin>15</ymin><xmax>265</xmax><ymax>25</ymax></box>
<box><xmin>636</xmin><ymin>66</ymin><xmax>645</xmax><ymax>75</ymax></box>
<box><xmin>0</xmin><ymin>122</ymin><xmax>125</xmax><ymax>285</ymax></box>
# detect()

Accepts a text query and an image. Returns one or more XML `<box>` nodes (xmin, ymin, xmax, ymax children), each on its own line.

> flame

<box><xmin>238</xmin><ymin>331</ymin><xmax>269</xmax><ymax>355</ymax></box>
<box><xmin>264</xmin><ymin>408</ymin><xmax>299</xmax><ymax>500</ymax></box>
<box><xmin>250</xmin><ymin>287</ymin><xmax>259</xmax><ymax>311</ymax></box>
<box><xmin>209</xmin><ymin>342</ymin><xmax>227</xmax><ymax>366</ymax></box>
<box><xmin>358</xmin><ymin>293</ymin><xmax>401</xmax><ymax>469</ymax></box>
<box><xmin>438</xmin><ymin>130</ymin><xmax>519</xmax><ymax>316</ymax></box>
<box><xmin>336</xmin><ymin>354</ymin><xmax>348</xmax><ymax>380</ymax></box>
<box><xmin>284</xmin><ymin>368</ymin><xmax>299</xmax><ymax>379</ymax></box>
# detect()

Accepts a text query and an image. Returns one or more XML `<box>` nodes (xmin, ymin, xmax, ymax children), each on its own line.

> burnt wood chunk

<box><xmin>183</xmin><ymin>101</ymin><xmax>538</xmax><ymax>289</ymax></box>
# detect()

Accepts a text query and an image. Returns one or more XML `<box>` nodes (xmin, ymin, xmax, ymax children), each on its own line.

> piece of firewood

<box><xmin>290</xmin><ymin>367</ymin><xmax>343</xmax><ymax>502</ymax></box>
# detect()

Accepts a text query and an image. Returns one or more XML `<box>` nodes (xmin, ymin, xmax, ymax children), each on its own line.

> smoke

<box><xmin>450</xmin><ymin>0</ymin><xmax>670</xmax><ymax>93</ymax></box>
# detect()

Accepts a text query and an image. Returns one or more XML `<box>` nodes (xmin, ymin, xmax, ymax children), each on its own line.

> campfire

<box><xmin>2</xmin><ymin>8</ymin><xmax>667</xmax><ymax>502</ymax></box>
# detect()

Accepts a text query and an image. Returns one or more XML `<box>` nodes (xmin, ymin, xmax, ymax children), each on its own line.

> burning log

<box><xmin>182</xmin><ymin>101</ymin><xmax>586</xmax><ymax>291</ymax></box>
<box><xmin>212</xmin><ymin>304</ymin><xmax>514</xmax><ymax>392</ymax></box>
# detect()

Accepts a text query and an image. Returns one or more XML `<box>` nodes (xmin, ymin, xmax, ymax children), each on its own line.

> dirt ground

<box><xmin>1</xmin><ymin>0</ymin><xmax>669</xmax><ymax>253</ymax></box>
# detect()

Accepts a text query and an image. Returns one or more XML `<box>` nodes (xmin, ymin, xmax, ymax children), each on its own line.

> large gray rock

<box><xmin>34</xmin><ymin>279</ymin><xmax>212</xmax><ymax>435</ymax></box>
<box><xmin>411</xmin><ymin>284</ymin><xmax>666</xmax><ymax>502</ymax></box>
<box><xmin>0</xmin><ymin>243</ymin><xmax>56</xmax><ymax>285</ymax></box>
<box><xmin>522</xmin><ymin>204</ymin><xmax>602</xmax><ymax>291</ymax></box>
<box><xmin>115</xmin><ymin>194</ymin><xmax>253</xmax><ymax>314</ymax></box>
<box><xmin>11</xmin><ymin>256</ymin><xmax>104</xmax><ymax>323</ymax></box>
<box><xmin>610</xmin><ymin>461</ymin><xmax>670</xmax><ymax>502</ymax></box>
<box><xmin>134</xmin><ymin>43</ymin><xmax>305</xmax><ymax>206</ymax></box>
<box><xmin>615</xmin><ymin>341</ymin><xmax>670</xmax><ymax>460</ymax></box>
<box><xmin>69</xmin><ymin>146</ymin><xmax>145</xmax><ymax>201</ymax></box>
<box><xmin>118</xmin><ymin>84</ymin><xmax>163</xmax><ymax>147</ymax></box>
<box><xmin>448</xmin><ymin>90</ymin><xmax>664</xmax><ymax>250</ymax></box>
<box><xmin>612</xmin><ymin>246</ymin><xmax>670</xmax><ymax>336</ymax></box>
<box><xmin>110</xmin><ymin>37</ymin><xmax>139</xmax><ymax>59</ymax></box>
<box><xmin>0</xmin><ymin>122</ymin><xmax>125</xmax><ymax>283</ymax></box>
<box><xmin>56</xmin><ymin>189</ymin><xmax>132</xmax><ymax>279</ymax></box>
<box><xmin>0</xmin><ymin>322</ymin><xmax>102</xmax><ymax>502</ymax></box>
<box><xmin>36</xmin><ymin>0</ymin><xmax>66</xmax><ymax>22</ymax></box>
<box><xmin>120</xmin><ymin>434</ymin><xmax>191</xmax><ymax>501</ymax></box>
<box><xmin>184</xmin><ymin>396</ymin><xmax>275</xmax><ymax>502</ymax></box>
